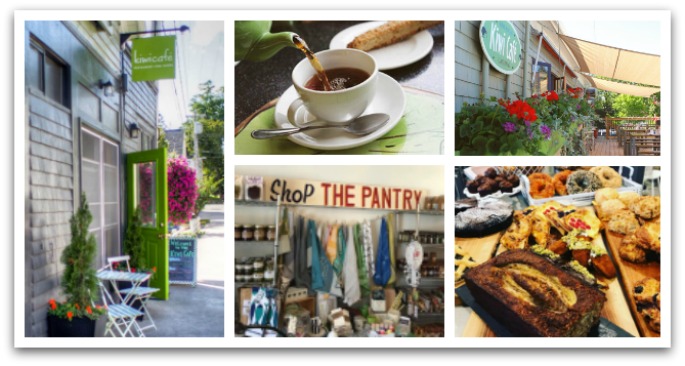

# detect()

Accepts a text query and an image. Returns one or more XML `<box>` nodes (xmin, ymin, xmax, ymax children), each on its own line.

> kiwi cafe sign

<box><xmin>479</xmin><ymin>21</ymin><xmax>522</xmax><ymax>75</ymax></box>
<box><xmin>131</xmin><ymin>36</ymin><xmax>176</xmax><ymax>81</ymax></box>
<box><xmin>264</xmin><ymin>177</ymin><xmax>425</xmax><ymax>210</ymax></box>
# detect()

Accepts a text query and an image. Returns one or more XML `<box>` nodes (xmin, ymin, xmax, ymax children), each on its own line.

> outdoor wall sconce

<box><xmin>99</xmin><ymin>79</ymin><xmax>114</xmax><ymax>97</ymax></box>
<box><xmin>126</xmin><ymin>121</ymin><xmax>141</xmax><ymax>139</ymax></box>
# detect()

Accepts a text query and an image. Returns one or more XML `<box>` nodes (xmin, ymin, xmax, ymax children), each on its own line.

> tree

<box><xmin>183</xmin><ymin>81</ymin><xmax>224</xmax><ymax>198</ymax></box>
<box><xmin>612</xmin><ymin>94</ymin><xmax>651</xmax><ymax>117</ymax></box>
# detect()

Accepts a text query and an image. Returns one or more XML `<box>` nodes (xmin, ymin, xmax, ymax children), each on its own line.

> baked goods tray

<box><xmin>462</xmin><ymin>167</ymin><xmax>522</xmax><ymax>200</ymax></box>
<box><xmin>455</xmin><ymin>285</ymin><xmax>634</xmax><ymax>337</ymax></box>
<box><xmin>521</xmin><ymin>175</ymin><xmax>642</xmax><ymax>207</ymax></box>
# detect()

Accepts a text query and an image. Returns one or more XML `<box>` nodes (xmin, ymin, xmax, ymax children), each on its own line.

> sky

<box><xmin>560</xmin><ymin>20</ymin><xmax>661</xmax><ymax>55</ymax></box>
<box><xmin>157</xmin><ymin>21</ymin><xmax>224</xmax><ymax>129</ymax></box>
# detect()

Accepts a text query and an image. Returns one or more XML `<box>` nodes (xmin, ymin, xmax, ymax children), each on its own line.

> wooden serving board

<box><xmin>459</xmin><ymin>233</ymin><xmax>640</xmax><ymax>337</ymax></box>
<box><xmin>604</xmin><ymin>230</ymin><xmax>661</xmax><ymax>338</ymax></box>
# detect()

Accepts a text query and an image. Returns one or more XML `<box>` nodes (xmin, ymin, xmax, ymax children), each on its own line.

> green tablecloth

<box><xmin>235</xmin><ymin>89</ymin><xmax>444</xmax><ymax>155</ymax></box>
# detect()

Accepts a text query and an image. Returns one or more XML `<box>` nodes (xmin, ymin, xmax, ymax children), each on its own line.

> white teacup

<box><xmin>291</xmin><ymin>48</ymin><xmax>378</xmax><ymax>124</ymax></box>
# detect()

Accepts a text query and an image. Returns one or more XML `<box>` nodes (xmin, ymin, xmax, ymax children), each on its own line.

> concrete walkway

<box><xmin>145</xmin><ymin>203</ymin><xmax>225</xmax><ymax>337</ymax></box>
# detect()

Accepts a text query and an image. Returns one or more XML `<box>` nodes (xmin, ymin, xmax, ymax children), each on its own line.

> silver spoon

<box><xmin>251</xmin><ymin>113</ymin><xmax>390</xmax><ymax>139</ymax></box>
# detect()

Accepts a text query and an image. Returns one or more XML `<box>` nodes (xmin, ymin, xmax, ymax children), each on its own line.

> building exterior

<box><xmin>24</xmin><ymin>20</ymin><xmax>161</xmax><ymax>336</ymax></box>
<box><xmin>455</xmin><ymin>21</ymin><xmax>591</xmax><ymax>111</ymax></box>
<box><xmin>165</xmin><ymin>128</ymin><xmax>186</xmax><ymax>157</ymax></box>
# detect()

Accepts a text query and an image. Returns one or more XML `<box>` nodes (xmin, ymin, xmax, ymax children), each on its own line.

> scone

<box><xmin>635</xmin><ymin>220</ymin><xmax>661</xmax><ymax>253</ymax></box>
<box><xmin>633</xmin><ymin>278</ymin><xmax>660</xmax><ymax>305</ymax></box>
<box><xmin>606</xmin><ymin>209</ymin><xmax>640</xmax><ymax>235</ymax></box>
<box><xmin>631</xmin><ymin>196</ymin><xmax>660</xmax><ymax>220</ymax></box>
<box><xmin>619</xmin><ymin>234</ymin><xmax>647</xmax><ymax>263</ymax></box>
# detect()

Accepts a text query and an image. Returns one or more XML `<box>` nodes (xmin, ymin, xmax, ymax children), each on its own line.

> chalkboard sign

<box><xmin>169</xmin><ymin>237</ymin><xmax>197</xmax><ymax>286</ymax></box>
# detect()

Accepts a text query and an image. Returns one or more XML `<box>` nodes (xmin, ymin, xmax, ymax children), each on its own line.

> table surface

<box><xmin>234</xmin><ymin>21</ymin><xmax>445</xmax><ymax>127</ymax></box>
<box><xmin>97</xmin><ymin>270</ymin><xmax>150</xmax><ymax>282</ymax></box>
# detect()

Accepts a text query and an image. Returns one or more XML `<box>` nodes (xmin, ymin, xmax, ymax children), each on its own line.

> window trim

<box><xmin>532</xmin><ymin>59</ymin><xmax>553</xmax><ymax>94</ymax></box>
<box><xmin>28</xmin><ymin>37</ymin><xmax>70</xmax><ymax>107</ymax></box>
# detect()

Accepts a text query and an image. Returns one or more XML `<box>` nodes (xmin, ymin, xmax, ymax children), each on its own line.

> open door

<box><xmin>126</xmin><ymin>148</ymin><xmax>169</xmax><ymax>300</ymax></box>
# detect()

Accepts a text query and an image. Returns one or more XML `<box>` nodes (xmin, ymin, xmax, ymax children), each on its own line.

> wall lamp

<box><xmin>98</xmin><ymin>79</ymin><xmax>114</xmax><ymax>97</ymax></box>
<box><xmin>126</xmin><ymin>121</ymin><xmax>141</xmax><ymax>139</ymax></box>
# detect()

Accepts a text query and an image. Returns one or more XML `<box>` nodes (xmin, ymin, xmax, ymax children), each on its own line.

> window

<box><xmin>532</xmin><ymin>60</ymin><xmax>552</xmax><ymax>95</ymax></box>
<box><xmin>81</xmin><ymin>129</ymin><xmax>120</xmax><ymax>268</ymax></box>
<box><xmin>27</xmin><ymin>39</ymin><xmax>68</xmax><ymax>107</ymax></box>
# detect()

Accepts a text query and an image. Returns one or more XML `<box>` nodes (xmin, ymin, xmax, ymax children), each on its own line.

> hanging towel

<box><xmin>310</xmin><ymin>219</ymin><xmax>334</xmax><ymax>293</ymax></box>
<box><xmin>362</xmin><ymin>220</ymin><xmax>375</xmax><ymax>278</ymax></box>
<box><xmin>326</xmin><ymin>224</ymin><xmax>339</xmax><ymax>267</ymax></box>
<box><xmin>333</xmin><ymin>224</ymin><xmax>346</xmax><ymax>276</ymax></box>
<box><xmin>373</xmin><ymin>218</ymin><xmax>391</xmax><ymax>287</ymax></box>
<box><xmin>343</xmin><ymin>225</ymin><xmax>361</xmax><ymax>305</ymax></box>
<box><xmin>386</xmin><ymin>213</ymin><xmax>397</xmax><ymax>286</ymax></box>
<box><xmin>293</xmin><ymin>216</ymin><xmax>311</xmax><ymax>290</ymax></box>
<box><xmin>354</xmin><ymin>223</ymin><xmax>371</xmax><ymax>298</ymax></box>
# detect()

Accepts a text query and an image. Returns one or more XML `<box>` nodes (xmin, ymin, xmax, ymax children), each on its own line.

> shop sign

<box><xmin>263</xmin><ymin>177</ymin><xmax>426</xmax><ymax>210</ymax></box>
<box><xmin>479</xmin><ymin>21</ymin><xmax>522</xmax><ymax>75</ymax></box>
<box><xmin>131</xmin><ymin>36</ymin><xmax>176</xmax><ymax>81</ymax></box>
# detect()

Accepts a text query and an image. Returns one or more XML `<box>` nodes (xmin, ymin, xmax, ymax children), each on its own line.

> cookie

<box><xmin>633</xmin><ymin>278</ymin><xmax>660</xmax><ymax>305</ymax></box>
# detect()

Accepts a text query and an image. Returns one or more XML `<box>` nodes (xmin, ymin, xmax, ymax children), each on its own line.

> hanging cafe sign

<box><xmin>479</xmin><ymin>20</ymin><xmax>523</xmax><ymax>75</ymax></box>
<box><xmin>259</xmin><ymin>176</ymin><xmax>426</xmax><ymax>210</ymax></box>
<box><xmin>131</xmin><ymin>35</ymin><xmax>176</xmax><ymax>81</ymax></box>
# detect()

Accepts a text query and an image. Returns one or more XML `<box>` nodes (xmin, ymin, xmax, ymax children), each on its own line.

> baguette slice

<box><xmin>347</xmin><ymin>21</ymin><xmax>442</xmax><ymax>51</ymax></box>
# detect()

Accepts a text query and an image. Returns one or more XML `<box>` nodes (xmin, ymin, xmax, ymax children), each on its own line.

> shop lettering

<box><xmin>270</xmin><ymin>179</ymin><xmax>315</xmax><ymax>203</ymax></box>
<box><xmin>488</xmin><ymin>23</ymin><xmax>516</xmax><ymax>63</ymax></box>
<box><xmin>320</xmin><ymin>183</ymin><xmax>356</xmax><ymax>207</ymax></box>
<box><xmin>133</xmin><ymin>48</ymin><xmax>174</xmax><ymax>65</ymax></box>
<box><xmin>320</xmin><ymin>183</ymin><xmax>422</xmax><ymax>209</ymax></box>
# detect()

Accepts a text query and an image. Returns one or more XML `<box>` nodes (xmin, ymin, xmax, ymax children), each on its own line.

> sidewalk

<box><xmin>145</xmin><ymin>203</ymin><xmax>225</xmax><ymax>337</ymax></box>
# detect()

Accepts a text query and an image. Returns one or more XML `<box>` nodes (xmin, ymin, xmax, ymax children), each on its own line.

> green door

<box><xmin>126</xmin><ymin>148</ymin><xmax>169</xmax><ymax>300</ymax></box>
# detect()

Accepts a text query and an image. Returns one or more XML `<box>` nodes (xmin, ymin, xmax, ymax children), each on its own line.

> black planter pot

<box><xmin>47</xmin><ymin>314</ymin><xmax>96</xmax><ymax>337</ymax></box>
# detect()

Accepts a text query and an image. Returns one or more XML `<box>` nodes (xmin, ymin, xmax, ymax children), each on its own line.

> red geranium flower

<box><xmin>504</xmin><ymin>100</ymin><xmax>538</xmax><ymax>122</ymax></box>
<box><xmin>86</xmin><ymin>306</ymin><xmax>93</xmax><ymax>315</ymax></box>
<box><xmin>546</xmin><ymin>90</ymin><xmax>559</xmax><ymax>101</ymax></box>
<box><xmin>66</xmin><ymin>311</ymin><xmax>73</xmax><ymax>321</ymax></box>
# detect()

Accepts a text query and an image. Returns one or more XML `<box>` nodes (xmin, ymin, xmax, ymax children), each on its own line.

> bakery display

<box><xmin>566</xmin><ymin>170</ymin><xmax>603</xmax><ymax>194</ymax></box>
<box><xmin>454</xmin><ymin>198</ymin><xmax>513</xmax><ymax>238</ymax></box>
<box><xmin>346</xmin><ymin>20</ymin><xmax>442</xmax><ymax>51</ymax></box>
<box><xmin>590</xmin><ymin>166</ymin><xmax>624</xmax><ymax>188</ymax></box>
<box><xmin>552</xmin><ymin>170</ymin><xmax>572</xmax><ymax>196</ymax></box>
<box><xmin>463</xmin><ymin>249</ymin><xmax>606</xmax><ymax>337</ymax></box>
<box><xmin>528</xmin><ymin>173</ymin><xmax>555</xmax><ymax>199</ymax></box>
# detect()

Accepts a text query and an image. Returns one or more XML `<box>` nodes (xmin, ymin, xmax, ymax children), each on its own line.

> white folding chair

<box><xmin>106</xmin><ymin>255</ymin><xmax>160</xmax><ymax>332</ymax></box>
<box><xmin>97</xmin><ymin>280</ymin><xmax>145</xmax><ymax>337</ymax></box>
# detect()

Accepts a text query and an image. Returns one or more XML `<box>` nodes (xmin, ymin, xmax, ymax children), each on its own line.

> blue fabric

<box><xmin>373</xmin><ymin>218</ymin><xmax>391</xmax><ymax>287</ymax></box>
<box><xmin>309</xmin><ymin>220</ymin><xmax>334</xmax><ymax>293</ymax></box>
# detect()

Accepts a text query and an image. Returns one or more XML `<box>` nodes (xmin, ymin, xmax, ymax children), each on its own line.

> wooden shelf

<box><xmin>234</xmin><ymin>200</ymin><xmax>444</xmax><ymax>215</ymax></box>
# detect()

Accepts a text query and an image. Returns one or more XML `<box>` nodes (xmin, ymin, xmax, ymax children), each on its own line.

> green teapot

<box><xmin>235</xmin><ymin>21</ymin><xmax>298</xmax><ymax>62</ymax></box>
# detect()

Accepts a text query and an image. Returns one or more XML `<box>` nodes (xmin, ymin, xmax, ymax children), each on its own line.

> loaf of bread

<box><xmin>464</xmin><ymin>249</ymin><xmax>606</xmax><ymax>337</ymax></box>
<box><xmin>347</xmin><ymin>21</ymin><xmax>442</xmax><ymax>51</ymax></box>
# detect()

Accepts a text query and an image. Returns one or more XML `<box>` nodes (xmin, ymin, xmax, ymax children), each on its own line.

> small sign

<box><xmin>131</xmin><ymin>36</ymin><xmax>176</xmax><ymax>81</ymax></box>
<box><xmin>169</xmin><ymin>237</ymin><xmax>197</xmax><ymax>285</ymax></box>
<box><xmin>479</xmin><ymin>21</ymin><xmax>523</xmax><ymax>75</ymax></box>
<box><xmin>260</xmin><ymin>177</ymin><xmax>426</xmax><ymax>210</ymax></box>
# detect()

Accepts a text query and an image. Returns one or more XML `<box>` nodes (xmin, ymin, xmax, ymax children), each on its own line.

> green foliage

<box><xmin>612</xmin><ymin>94</ymin><xmax>651</xmax><ymax>117</ymax></box>
<box><xmin>54</xmin><ymin>192</ymin><xmax>101</xmax><ymax>320</ymax></box>
<box><xmin>194</xmin><ymin>174</ymin><xmax>223</xmax><ymax>215</ymax></box>
<box><xmin>157</xmin><ymin>127</ymin><xmax>170</xmax><ymax>149</ymax></box>
<box><xmin>123</xmin><ymin>207</ymin><xmax>147</xmax><ymax>271</ymax></box>
<box><xmin>184</xmin><ymin>81</ymin><xmax>224</xmax><ymax>197</ymax></box>
<box><xmin>648</xmin><ymin>91</ymin><xmax>660</xmax><ymax>117</ymax></box>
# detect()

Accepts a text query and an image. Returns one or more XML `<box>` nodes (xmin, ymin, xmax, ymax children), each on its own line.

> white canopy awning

<box><xmin>559</xmin><ymin>34</ymin><xmax>660</xmax><ymax>87</ymax></box>
<box><xmin>587</xmin><ymin>75</ymin><xmax>660</xmax><ymax>98</ymax></box>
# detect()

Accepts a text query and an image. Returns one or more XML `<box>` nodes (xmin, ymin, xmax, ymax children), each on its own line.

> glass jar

<box><xmin>242</xmin><ymin>225</ymin><xmax>255</xmax><ymax>241</ymax></box>
<box><xmin>267</xmin><ymin>225</ymin><xmax>276</xmax><ymax>241</ymax></box>
<box><xmin>253</xmin><ymin>257</ymin><xmax>265</xmax><ymax>271</ymax></box>
<box><xmin>254</xmin><ymin>225</ymin><xmax>266</xmax><ymax>241</ymax></box>
<box><xmin>235</xmin><ymin>225</ymin><xmax>243</xmax><ymax>240</ymax></box>
<box><xmin>253</xmin><ymin>271</ymin><xmax>264</xmax><ymax>282</ymax></box>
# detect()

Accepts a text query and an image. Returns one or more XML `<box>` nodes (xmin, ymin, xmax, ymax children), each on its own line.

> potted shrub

<box><xmin>47</xmin><ymin>193</ymin><xmax>104</xmax><ymax>337</ymax></box>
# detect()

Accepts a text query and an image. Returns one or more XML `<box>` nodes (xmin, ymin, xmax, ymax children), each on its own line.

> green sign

<box><xmin>479</xmin><ymin>21</ymin><xmax>522</xmax><ymax>75</ymax></box>
<box><xmin>131</xmin><ymin>36</ymin><xmax>176</xmax><ymax>81</ymax></box>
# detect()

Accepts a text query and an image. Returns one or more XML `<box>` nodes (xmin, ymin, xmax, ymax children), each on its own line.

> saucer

<box><xmin>329</xmin><ymin>21</ymin><xmax>434</xmax><ymax>70</ymax></box>
<box><xmin>273</xmin><ymin>73</ymin><xmax>405</xmax><ymax>151</ymax></box>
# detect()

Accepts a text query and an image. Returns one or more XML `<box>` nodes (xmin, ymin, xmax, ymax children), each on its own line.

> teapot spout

<box><xmin>242</xmin><ymin>31</ymin><xmax>297</xmax><ymax>62</ymax></box>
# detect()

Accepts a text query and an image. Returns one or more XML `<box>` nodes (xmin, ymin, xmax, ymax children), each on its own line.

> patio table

<box><xmin>97</xmin><ymin>270</ymin><xmax>152</xmax><ymax>336</ymax></box>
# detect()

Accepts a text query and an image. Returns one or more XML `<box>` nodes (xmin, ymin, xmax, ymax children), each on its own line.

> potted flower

<box><xmin>47</xmin><ymin>193</ymin><xmax>104</xmax><ymax>337</ymax></box>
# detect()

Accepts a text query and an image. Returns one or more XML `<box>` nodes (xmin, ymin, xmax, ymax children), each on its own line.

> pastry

<box><xmin>594</xmin><ymin>188</ymin><xmax>619</xmax><ymax>205</ymax></box>
<box><xmin>590</xmin><ymin>166</ymin><xmax>623</xmax><ymax>188</ymax></box>
<box><xmin>455</xmin><ymin>245</ymin><xmax>477</xmax><ymax>285</ymax></box>
<box><xmin>455</xmin><ymin>199</ymin><xmax>514</xmax><ymax>238</ymax></box>
<box><xmin>528</xmin><ymin>173</ymin><xmax>555</xmax><ymax>199</ymax></box>
<box><xmin>506</xmin><ymin>174</ymin><xmax>520</xmax><ymax>187</ymax></box>
<box><xmin>635</xmin><ymin>219</ymin><xmax>660</xmax><ymax>253</ymax></box>
<box><xmin>466</xmin><ymin>180</ymin><xmax>480</xmax><ymax>194</ymax></box>
<box><xmin>484</xmin><ymin>167</ymin><xmax>498</xmax><ymax>179</ymax></box>
<box><xmin>566</xmin><ymin>170</ymin><xmax>603</xmax><ymax>194</ymax></box>
<box><xmin>529</xmin><ymin>210</ymin><xmax>551</xmax><ymax>247</ymax></box>
<box><xmin>552</xmin><ymin>170</ymin><xmax>572</xmax><ymax>196</ymax></box>
<box><xmin>597</xmin><ymin>199</ymin><xmax>627</xmax><ymax>221</ymax></box>
<box><xmin>463</xmin><ymin>249</ymin><xmax>606</xmax><ymax>337</ymax></box>
<box><xmin>499</xmin><ymin>180</ymin><xmax>514</xmax><ymax>193</ymax></box>
<box><xmin>347</xmin><ymin>21</ymin><xmax>442</xmax><ymax>51</ymax></box>
<box><xmin>619</xmin><ymin>234</ymin><xmax>647</xmax><ymax>263</ymax></box>
<box><xmin>500</xmin><ymin>210</ymin><xmax>533</xmax><ymax>250</ymax></box>
<box><xmin>606</xmin><ymin>209</ymin><xmax>640</xmax><ymax>235</ymax></box>
<box><xmin>618</xmin><ymin>191</ymin><xmax>640</xmax><ymax>208</ymax></box>
<box><xmin>631</xmin><ymin>196</ymin><xmax>660</xmax><ymax>220</ymax></box>
<box><xmin>642</xmin><ymin>307</ymin><xmax>661</xmax><ymax>333</ymax></box>
<box><xmin>633</xmin><ymin>278</ymin><xmax>660</xmax><ymax>305</ymax></box>
<box><xmin>477</xmin><ymin>179</ymin><xmax>498</xmax><ymax>197</ymax></box>
<box><xmin>590</xmin><ymin>254</ymin><xmax>617</xmax><ymax>278</ymax></box>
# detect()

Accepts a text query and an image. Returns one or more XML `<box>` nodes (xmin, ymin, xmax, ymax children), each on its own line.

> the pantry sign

<box><xmin>131</xmin><ymin>36</ymin><xmax>176</xmax><ymax>81</ymax></box>
<box><xmin>262</xmin><ymin>177</ymin><xmax>425</xmax><ymax>210</ymax></box>
<box><xmin>479</xmin><ymin>21</ymin><xmax>522</xmax><ymax>75</ymax></box>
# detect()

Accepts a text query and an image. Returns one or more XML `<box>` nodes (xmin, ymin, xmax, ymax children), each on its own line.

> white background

<box><xmin>3</xmin><ymin>0</ymin><xmax>682</xmax><ymax>365</ymax></box>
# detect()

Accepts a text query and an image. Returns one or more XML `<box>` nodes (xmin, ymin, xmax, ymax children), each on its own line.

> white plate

<box><xmin>273</xmin><ymin>73</ymin><xmax>405</xmax><ymax>151</ymax></box>
<box><xmin>329</xmin><ymin>21</ymin><xmax>434</xmax><ymax>70</ymax></box>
